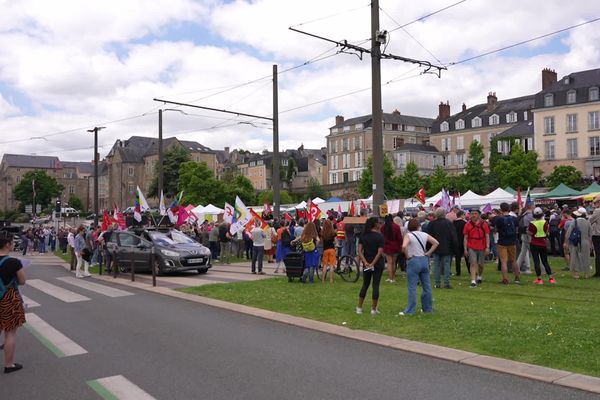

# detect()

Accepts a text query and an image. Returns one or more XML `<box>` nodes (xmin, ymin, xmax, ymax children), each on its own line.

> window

<box><xmin>567</xmin><ymin>90</ymin><xmax>577</xmax><ymax>104</ymax></box>
<box><xmin>330</xmin><ymin>173</ymin><xmax>337</xmax><ymax>184</ymax></box>
<box><xmin>544</xmin><ymin>140</ymin><xmax>555</xmax><ymax>160</ymax></box>
<box><xmin>488</xmin><ymin>132</ymin><xmax>496</xmax><ymax>144</ymax></box>
<box><xmin>440</xmin><ymin>121</ymin><xmax>449</xmax><ymax>132</ymax></box>
<box><xmin>355</xmin><ymin>170</ymin><xmax>362</xmax><ymax>180</ymax></box>
<box><xmin>544</xmin><ymin>93</ymin><xmax>554</xmax><ymax>107</ymax></box>
<box><xmin>392</xmin><ymin>123</ymin><xmax>399</xmax><ymax>131</ymax></box>
<box><xmin>342</xmin><ymin>138</ymin><xmax>349</xmax><ymax>151</ymax></box>
<box><xmin>456</xmin><ymin>119</ymin><xmax>465</xmax><ymax>130</ymax></box>
<box><xmin>343</xmin><ymin>125</ymin><xmax>350</xmax><ymax>132</ymax></box>
<box><xmin>69</xmin><ymin>185</ymin><xmax>75</xmax><ymax>194</ymax></box>
<box><xmin>456</xmin><ymin>153</ymin><xmax>465</xmax><ymax>166</ymax></box>
<box><xmin>472</xmin><ymin>117</ymin><xmax>481</xmax><ymax>128</ymax></box>
<box><xmin>472</xmin><ymin>134</ymin><xmax>480</xmax><ymax>143</ymax></box>
<box><xmin>343</xmin><ymin>154</ymin><xmax>350</xmax><ymax>168</ymax></box>
<box><xmin>405</xmin><ymin>125</ymin><xmax>416</xmax><ymax>132</ymax></box>
<box><xmin>589</xmin><ymin>111</ymin><xmax>600</xmax><ymax>130</ymax></box>
<box><xmin>567</xmin><ymin>114</ymin><xmax>578</xmax><ymax>132</ymax></box>
<box><xmin>16</xmin><ymin>176</ymin><xmax>20</xmax><ymax>183</ymax></box>
<box><xmin>119</xmin><ymin>233</ymin><xmax>141</xmax><ymax>247</ymax></box>
<box><xmin>441</xmin><ymin>138</ymin><xmax>451</xmax><ymax>151</ymax></box>
<box><xmin>524</xmin><ymin>111</ymin><xmax>528</xmax><ymax>121</ymax></box>
<box><xmin>590</xmin><ymin>137</ymin><xmax>600</xmax><ymax>156</ymax></box>
<box><xmin>408</xmin><ymin>137</ymin><xmax>416</xmax><ymax>144</ymax></box>
<box><xmin>544</xmin><ymin>116</ymin><xmax>555</xmax><ymax>134</ymax></box>
<box><xmin>355</xmin><ymin>136</ymin><xmax>362</xmax><ymax>150</ymax></box>
<box><xmin>393</xmin><ymin>137</ymin><xmax>404</xmax><ymax>149</ymax></box>
<box><xmin>330</xmin><ymin>140</ymin><xmax>337</xmax><ymax>153</ymax></box>
<box><xmin>590</xmin><ymin>87</ymin><xmax>599</xmax><ymax>102</ymax></box>
<box><xmin>506</xmin><ymin>112</ymin><xmax>517</xmax><ymax>123</ymax></box>
<box><xmin>457</xmin><ymin>136</ymin><xmax>464</xmax><ymax>150</ymax></box>
<box><xmin>497</xmin><ymin>140</ymin><xmax>511</xmax><ymax>155</ymax></box>
<box><xmin>257</xmin><ymin>160</ymin><xmax>264</xmax><ymax>165</ymax></box>
<box><xmin>489</xmin><ymin>114</ymin><xmax>499</xmax><ymax>125</ymax></box>
<box><xmin>355</xmin><ymin>123</ymin><xmax>363</xmax><ymax>130</ymax></box>
<box><xmin>281</xmin><ymin>159</ymin><xmax>288</xmax><ymax>166</ymax></box>
<box><xmin>128</xmin><ymin>184</ymin><xmax>134</xmax><ymax>193</ymax></box>
<box><xmin>357</xmin><ymin>152</ymin><xmax>364</xmax><ymax>167</ymax></box>
<box><xmin>384</xmin><ymin>123</ymin><xmax>392</xmax><ymax>130</ymax></box>
<box><xmin>128</xmin><ymin>167</ymin><xmax>134</xmax><ymax>176</ymax></box>
<box><xmin>567</xmin><ymin>138</ymin><xmax>578</xmax><ymax>158</ymax></box>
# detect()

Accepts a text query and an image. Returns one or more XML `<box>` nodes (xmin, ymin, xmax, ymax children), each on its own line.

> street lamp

<box><xmin>87</xmin><ymin>127</ymin><xmax>105</xmax><ymax>230</ymax></box>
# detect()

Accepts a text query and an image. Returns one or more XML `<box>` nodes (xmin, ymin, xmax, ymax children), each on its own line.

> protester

<box><xmin>427</xmin><ymin>208</ymin><xmax>458</xmax><ymax>289</ymax></box>
<box><xmin>73</xmin><ymin>225</ymin><xmax>91</xmax><ymax>278</ymax></box>
<box><xmin>299</xmin><ymin>222</ymin><xmax>319</xmax><ymax>283</ymax></box>
<box><xmin>559</xmin><ymin>210</ymin><xmax>574</xmax><ymax>268</ymax></box>
<box><xmin>274</xmin><ymin>221</ymin><xmax>290</xmax><ymax>273</ymax></box>
<box><xmin>528</xmin><ymin>207</ymin><xmax>556</xmax><ymax>284</ymax></box>
<box><xmin>548</xmin><ymin>210</ymin><xmax>562</xmax><ymax>256</ymax></box>
<box><xmin>243</xmin><ymin>229</ymin><xmax>253</xmax><ymax>260</ymax></box>
<box><xmin>565</xmin><ymin>207</ymin><xmax>593</xmax><ymax>279</ymax></box>
<box><xmin>335</xmin><ymin>216</ymin><xmax>346</xmax><ymax>258</ymax></box>
<box><xmin>320</xmin><ymin>219</ymin><xmax>337</xmax><ymax>284</ymax></box>
<box><xmin>218</xmin><ymin>222</ymin><xmax>232</xmax><ymax>264</ymax></box>
<box><xmin>400</xmin><ymin>218</ymin><xmax>439</xmax><ymax>315</ymax></box>
<box><xmin>294</xmin><ymin>219</ymin><xmax>304</xmax><ymax>240</ymax></box>
<box><xmin>356</xmin><ymin>217</ymin><xmax>385</xmax><ymax>315</ymax></box>
<box><xmin>495</xmin><ymin>202</ymin><xmax>520</xmax><ymax>284</ymax></box>
<box><xmin>0</xmin><ymin>231</ymin><xmax>26</xmax><ymax>374</ymax></box>
<box><xmin>250</xmin><ymin>220</ymin><xmax>266</xmax><ymax>275</ymax></box>
<box><xmin>463</xmin><ymin>209</ymin><xmax>490</xmax><ymax>288</ymax></box>
<box><xmin>67</xmin><ymin>228</ymin><xmax>76</xmax><ymax>270</ymax></box>
<box><xmin>453</xmin><ymin>210</ymin><xmax>468</xmax><ymax>276</ymax></box>
<box><xmin>516</xmin><ymin>204</ymin><xmax>534</xmax><ymax>274</ymax></box>
<box><xmin>380</xmin><ymin>214</ymin><xmax>403</xmax><ymax>284</ymax></box>
<box><xmin>588</xmin><ymin>196</ymin><xmax>600</xmax><ymax>277</ymax></box>
<box><xmin>208</xmin><ymin>223</ymin><xmax>220</xmax><ymax>260</ymax></box>
<box><xmin>19</xmin><ymin>230</ymin><xmax>30</xmax><ymax>256</ymax></box>
<box><xmin>264</xmin><ymin>222</ymin><xmax>276</xmax><ymax>263</ymax></box>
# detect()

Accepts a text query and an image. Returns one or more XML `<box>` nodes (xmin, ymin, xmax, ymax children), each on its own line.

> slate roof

<box><xmin>2</xmin><ymin>154</ymin><xmax>59</xmax><ymax>169</ymax></box>
<box><xmin>535</xmin><ymin>68</ymin><xmax>600</xmax><ymax>108</ymax></box>
<box><xmin>495</xmin><ymin>121</ymin><xmax>534</xmax><ymax>139</ymax></box>
<box><xmin>331</xmin><ymin>112</ymin><xmax>435</xmax><ymax>129</ymax></box>
<box><xmin>107</xmin><ymin>136</ymin><xmax>214</xmax><ymax>163</ymax></box>
<box><xmin>62</xmin><ymin>161</ymin><xmax>93</xmax><ymax>174</ymax></box>
<box><xmin>393</xmin><ymin>143</ymin><xmax>440</xmax><ymax>153</ymax></box>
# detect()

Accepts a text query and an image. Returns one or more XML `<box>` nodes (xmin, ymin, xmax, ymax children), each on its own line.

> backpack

<box><xmin>517</xmin><ymin>214</ymin><xmax>528</xmax><ymax>235</ymax></box>
<box><xmin>568</xmin><ymin>219</ymin><xmax>582</xmax><ymax>246</ymax></box>
<box><xmin>503</xmin><ymin>216</ymin><xmax>517</xmax><ymax>239</ymax></box>
<box><xmin>301</xmin><ymin>239</ymin><xmax>316</xmax><ymax>252</ymax></box>
<box><xmin>0</xmin><ymin>257</ymin><xmax>17</xmax><ymax>299</ymax></box>
<box><xmin>281</xmin><ymin>229</ymin><xmax>292</xmax><ymax>248</ymax></box>
<box><xmin>549</xmin><ymin>216</ymin><xmax>560</xmax><ymax>233</ymax></box>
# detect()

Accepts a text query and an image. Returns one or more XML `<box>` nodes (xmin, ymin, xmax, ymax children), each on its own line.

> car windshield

<box><xmin>148</xmin><ymin>232</ymin><xmax>176</xmax><ymax>246</ymax></box>
<box><xmin>169</xmin><ymin>231</ymin><xmax>196</xmax><ymax>244</ymax></box>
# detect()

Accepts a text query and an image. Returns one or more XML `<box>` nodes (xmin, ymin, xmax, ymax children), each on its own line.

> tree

<box><xmin>284</xmin><ymin>157</ymin><xmax>297</xmax><ymax>186</ymax></box>
<box><xmin>225</xmin><ymin>175</ymin><xmax>256</xmax><ymax>205</ymax></box>
<box><xmin>68</xmin><ymin>195</ymin><xmax>84</xmax><ymax>212</ymax></box>
<box><xmin>178</xmin><ymin>161</ymin><xmax>227</xmax><ymax>206</ymax></box>
<box><xmin>396</xmin><ymin>161</ymin><xmax>421</xmax><ymax>198</ymax></box>
<box><xmin>464</xmin><ymin>140</ymin><xmax>487</xmax><ymax>193</ymax></box>
<box><xmin>545</xmin><ymin>165</ymin><xmax>583</xmax><ymax>190</ymax></box>
<box><xmin>425</xmin><ymin>165</ymin><xmax>449</xmax><ymax>195</ymax></box>
<box><xmin>257</xmin><ymin>190</ymin><xmax>293</xmax><ymax>205</ymax></box>
<box><xmin>358</xmin><ymin>154</ymin><xmax>397</xmax><ymax>198</ymax></box>
<box><xmin>493</xmin><ymin>144</ymin><xmax>542</xmax><ymax>189</ymax></box>
<box><xmin>13</xmin><ymin>170</ymin><xmax>64</xmax><ymax>210</ymax></box>
<box><xmin>149</xmin><ymin>145</ymin><xmax>192</xmax><ymax>197</ymax></box>
<box><xmin>306</xmin><ymin>177</ymin><xmax>327</xmax><ymax>200</ymax></box>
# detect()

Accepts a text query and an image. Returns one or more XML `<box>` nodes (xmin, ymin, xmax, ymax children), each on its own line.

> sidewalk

<box><xmin>37</xmin><ymin>251</ymin><xmax>600</xmax><ymax>395</ymax></box>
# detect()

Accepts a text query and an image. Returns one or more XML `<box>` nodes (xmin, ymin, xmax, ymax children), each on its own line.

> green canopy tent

<box><xmin>579</xmin><ymin>182</ymin><xmax>600</xmax><ymax>195</ymax></box>
<box><xmin>536</xmin><ymin>183</ymin><xmax>582</xmax><ymax>199</ymax></box>
<box><xmin>504</xmin><ymin>186</ymin><xmax>517</xmax><ymax>195</ymax></box>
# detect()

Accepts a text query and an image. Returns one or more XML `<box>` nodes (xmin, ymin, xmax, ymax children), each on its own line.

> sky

<box><xmin>1</xmin><ymin>0</ymin><xmax>600</xmax><ymax>162</ymax></box>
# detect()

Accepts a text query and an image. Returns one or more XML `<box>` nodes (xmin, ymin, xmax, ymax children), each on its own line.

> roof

<box><xmin>331</xmin><ymin>112</ymin><xmax>435</xmax><ymax>129</ymax></box>
<box><xmin>62</xmin><ymin>161</ymin><xmax>93</xmax><ymax>174</ymax></box>
<box><xmin>2</xmin><ymin>154</ymin><xmax>59</xmax><ymax>169</ymax></box>
<box><xmin>108</xmin><ymin>136</ymin><xmax>213</xmax><ymax>163</ymax></box>
<box><xmin>432</xmin><ymin>95</ymin><xmax>535</xmax><ymax>133</ymax></box>
<box><xmin>537</xmin><ymin>183</ymin><xmax>581</xmax><ymax>199</ymax></box>
<box><xmin>496</xmin><ymin>121</ymin><xmax>534</xmax><ymax>138</ymax></box>
<box><xmin>393</xmin><ymin>143</ymin><xmax>440</xmax><ymax>153</ymax></box>
<box><xmin>579</xmin><ymin>182</ymin><xmax>600</xmax><ymax>195</ymax></box>
<box><xmin>535</xmin><ymin>68</ymin><xmax>600</xmax><ymax>108</ymax></box>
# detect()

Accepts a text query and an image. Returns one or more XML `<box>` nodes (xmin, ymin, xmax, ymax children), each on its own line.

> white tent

<box><xmin>201</xmin><ymin>204</ymin><xmax>224</xmax><ymax>214</ymax></box>
<box><xmin>403</xmin><ymin>198</ymin><xmax>422</xmax><ymax>210</ymax></box>
<box><xmin>312</xmin><ymin>197</ymin><xmax>325</xmax><ymax>204</ymax></box>
<box><xmin>425</xmin><ymin>191</ymin><xmax>443</xmax><ymax>205</ymax></box>
<box><xmin>482</xmin><ymin>188</ymin><xmax>515</xmax><ymax>205</ymax></box>
<box><xmin>191</xmin><ymin>205</ymin><xmax>205</xmax><ymax>215</ymax></box>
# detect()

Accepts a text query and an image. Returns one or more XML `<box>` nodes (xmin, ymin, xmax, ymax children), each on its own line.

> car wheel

<box><xmin>197</xmin><ymin>268</ymin><xmax>208</xmax><ymax>274</ymax></box>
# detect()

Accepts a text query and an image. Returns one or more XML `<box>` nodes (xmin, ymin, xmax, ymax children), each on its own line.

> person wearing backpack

<box><xmin>495</xmin><ymin>202</ymin><xmax>520</xmax><ymax>285</ymax></box>
<box><xmin>427</xmin><ymin>208</ymin><xmax>458</xmax><ymax>289</ymax></box>
<box><xmin>463</xmin><ymin>209</ymin><xmax>490</xmax><ymax>288</ymax></box>
<box><xmin>299</xmin><ymin>222</ymin><xmax>319</xmax><ymax>283</ymax></box>
<box><xmin>528</xmin><ymin>208</ymin><xmax>556</xmax><ymax>284</ymax></box>
<box><xmin>0</xmin><ymin>230</ymin><xmax>27</xmax><ymax>374</ymax></box>
<box><xmin>565</xmin><ymin>207</ymin><xmax>592</xmax><ymax>279</ymax></box>
<box><xmin>516</xmin><ymin>205</ymin><xmax>534</xmax><ymax>274</ymax></box>
<box><xmin>548</xmin><ymin>210</ymin><xmax>562</xmax><ymax>256</ymax></box>
<box><xmin>274</xmin><ymin>221</ymin><xmax>291</xmax><ymax>273</ymax></box>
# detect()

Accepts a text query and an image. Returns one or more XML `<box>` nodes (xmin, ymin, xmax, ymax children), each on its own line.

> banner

<box><xmin>224</xmin><ymin>202</ymin><xmax>235</xmax><ymax>224</ymax></box>
<box><xmin>415</xmin><ymin>188</ymin><xmax>426</xmax><ymax>204</ymax></box>
<box><xmin>308</xmin><ymin>201</ymin><xmax>322</xmax><ymax>222</ymax></box>
<box><xmin>230</xmin><ymin>196</ymin><xmax>252</xmax><ymax>234</ymax></box>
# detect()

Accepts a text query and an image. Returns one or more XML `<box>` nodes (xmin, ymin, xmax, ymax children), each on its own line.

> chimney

<box><xmin>462</xmin><ymin>103</ymin><xmax>467</xmax><ymax>112</ymax></box>
<box><xmin>437</xmin><ymin>101</ymin><xmax>450</xmax><ymax>120</ymax></box>
<box><xmin>335</xmin><ymin>115</ymin><xmax>344</xmax><ymax>126</ymax></box>
<box><xmin>392</xmin><ymin>109</ymin><xmax>401</xmax><ymax>115</ymax></box>
<box><xmin>487</xmin><ymin>92</ymin><xmax>497</xmax><ymax>111</ymax></box>
<box><xmin>224</xmin><ymin>146</ymin><xmax>230</xmax><ymax>155</ymax></box>
<box><xmin>542</xmin><ymin>68</ymin><xmax>557</xmax><ymax>90</ymax></box>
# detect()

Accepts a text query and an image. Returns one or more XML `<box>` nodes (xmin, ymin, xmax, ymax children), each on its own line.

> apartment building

<box><xmin>326</xmin><ymin>110</ymin><xmax>434</xmax><ymax>184</ymax></box>
<box><xmin>533</xmin><ymin>68</ymin><xmax>600</xmax><ymax>176</ymax></box>
<box><xmin>430</xmin><ymin>93</ymin><xmax>535</xmax><ymax>174</ymax></box>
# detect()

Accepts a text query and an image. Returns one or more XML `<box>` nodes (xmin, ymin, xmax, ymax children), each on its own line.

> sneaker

<box><xmin>251</xmin><ymin>271</ymin><xmax>257</xmax><ymax>274</ymax></box>
<box><xmin>434</xmin><ymin>284</ymin><xmax>441</xmax><ymax>289</ymax></box>
<box><xmin>548</xmin><ymin>277</ymin><xmax>556</xmax><ymax>284</ymax></box>
<box><xmin>385</xmin><ymin>278</ymin><xmax>392</xmax><ymax>283</ymax></box>
<box><xmin>514</xmin><ymin>278</ymin><xmax>520</xmax><ymax>284</ymax></box>
<box><xmin>476</xmin><ymin>276</ymin><xmax>482</xmax><ymax>284</ymax></box>
<box><xmin>371</xmin><ymin>309</ymin><xmax>380</xmax><ymax>316</ymax></box>
<box><xmin>398</xmin><ymin>311</ymin><xmax>406</xmax><ymax>316</ymax></box>
<box><xmin>501</xmin><ymin>279</ymin><xmax>509</xmax><ymax>285</ymax></box>
<box><xmin>470</xmin><ymin>281</ymin><xmax>477</xmax><ymax>288</ymax></box>
<box><xmin>356</xmin><ymin>307</ymin><xmax>363</xmax><ymax>314</ymax></box>
<box><xmin>258</xmin><ymin>271</ymin><xmax>266</xmax><ymax>275</ymax></box>
<box><xmin>75</xmin><ymin>274</ymin><xmax>84</xmax><ymax>278</ymax></box>
<box><xmin>389</xmin><ymin>279</ymin><xmax>396</xmax><ymax>284</ymax></box>
<box><xmin>534</xmin><ymin>278</ymin><xmax>544</xmax><ymax>285</ymax></box>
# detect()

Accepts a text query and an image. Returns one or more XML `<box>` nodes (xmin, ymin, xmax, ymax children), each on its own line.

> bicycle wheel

<box><xmin>337</xmin><ymin>255</ymin><xmax>360</xmax><ymax>282</ymax></box>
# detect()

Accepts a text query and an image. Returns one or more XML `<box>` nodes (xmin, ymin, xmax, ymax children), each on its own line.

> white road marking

<box><xmin>56</xmin><ymin>277</ymin><xmax>134</xmax><ymax>298</ymax></box>
<box><xmin>25</xmin><ymin>313</ymin><xmax>87</xmax><ymax>357</ymax></box>
<box><xmin>21</xmin><ymin>294</ymin><xmax>40</xmax><ymax>308</ymax></box>
<box><xmin>27</xmin><ymin>279</ymin><xmax>91</xmax><ymax>303</ymax></box>
<box><xmin>89</xmin><ymin>375</ymin><xmax>157</xmax><ymax>400</ymax></box>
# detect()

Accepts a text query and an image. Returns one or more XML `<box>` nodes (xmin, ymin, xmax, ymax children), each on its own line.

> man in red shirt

<box><xmin>463</xmin><ymin>209</ymin><xmax>490</xmax><ymax>288</ymax></box>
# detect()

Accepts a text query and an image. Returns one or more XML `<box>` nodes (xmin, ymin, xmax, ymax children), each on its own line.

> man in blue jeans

<box><xmin>426</xmin><ymin>208</ymin><xmax>458</xmax><ymax>289</ymax></box>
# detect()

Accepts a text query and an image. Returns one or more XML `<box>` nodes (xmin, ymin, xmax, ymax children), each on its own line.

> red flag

<box><xmin>308</xmin><ymin>202</ymin><xmax>322</xmax><ymax>222</ymax></box>
<box><xmin>360</xmin><ymin>200</ymin><xmax>367</xmax><ymax>210</ymax></box>
<box><xmin>338</xmin><ymin>204</ymin><xmax>342</xmax><ymax>216</ymax></box>
<box><xmin>349</xmin><ymin>200</ymin><xmax>356</xmax><ymax>217</ymax></box>
<box><xmin>415</xmin><ymin>188</ymin><xmax>426</xmax><ymax>204</ymax></box>
<box><xmin>101</xmin><ymin>209</ymin><xmax>111</xmax><ymax>231</ymax></box>
<box><xmin>250</xmin><ymin>208</ymin><xmax>268</xmax><ymax>230</ymax></box>
<box><xmin>297</xmin><ymin>209</ymin><xmax>305</xmax><ymax>219</ymax></box>
<box><xmin>113</xmin><ymin>203</ymin><xmax>126</xmax><ymax>230</ymax></box>
<box><xmin>284</xmin><ymin>212</ymin><xmax>292</xmax><ymax>221</ymax></box>
<box><xmin>516</xmin><ymin>187</ymin><xmax>523</xmax><ymax>208</ymax></box>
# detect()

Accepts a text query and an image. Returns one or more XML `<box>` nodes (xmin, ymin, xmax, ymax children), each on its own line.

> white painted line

<box><xmin>56</xmin><ymin>277</ymin><xmax>134</xmax><ymax>298</ymax></box>
<box><xmin>25</xmin><ymin>313</ymin><xmax>87</xmax><ymax>357</ymax></box>
<box><xmin>21</xmin><ymin>294</ymin><xmax>40</xmax><ymax>308</ymax></box>
<box><xmin>27</xmin><ymin>279</ymin><xmax>91</xmax><ymax>303</ymax></box>
<box><xmin>91</xmin><ymin>375</ymin><xmax>157</xmax><ymax>400</ymax></box>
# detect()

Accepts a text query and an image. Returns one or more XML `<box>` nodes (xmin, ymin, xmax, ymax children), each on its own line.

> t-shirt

<box><xmin>494</xmin><ymin>215</ymin><xmax>518</xmax><ymax>246</ymax></box>
<box><xmin>463</xmin><ymin>220</ymin><xmax>490</xmax><ymax>251</ymax></box>
<box><xmin>358</xmin><ymin>231</ymin><xmax>384</xmax><ymax>269</ymax></box>
<box><xmin>251</xmin><ymin>227</ymin><xmax>266</xmax><ymax>247</ymax></box>
<box><xmin>406</xmin><ymin>231</ymin><xmax>429</xmax><ymax>258</ymax></box>
<box><xmin>0</xmin><ymin>255</ymin><xmax>22</xmax><ymax>286</ymax></box>
<box><xmin>218</xmin><ymin>225</ymin><xmax>230</xmax><ymax>242</ymax></box>
<box><xmin>322</xmin><ymin>237</ymin><xmax>336</xmax><ymax>250</ymax></box>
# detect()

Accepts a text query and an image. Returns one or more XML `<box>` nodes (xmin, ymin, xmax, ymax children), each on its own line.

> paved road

<box><xmin>3</xmin><ymin>255</ymin><xmax>596</xmax><ymax>399</ymax></box>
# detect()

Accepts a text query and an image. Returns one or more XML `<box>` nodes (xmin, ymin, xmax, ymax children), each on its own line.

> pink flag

<box><xmin>177</xmin><ymin>205</ymin><xmax>189</xmax><ymax>225</ymax></box>
<box><xmin>482</xmin><ymin>203</ymin><xmax>493</xmax><ymax>214</ymax></box>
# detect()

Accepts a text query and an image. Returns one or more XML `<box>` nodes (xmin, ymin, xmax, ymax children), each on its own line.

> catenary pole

<box><xmin>371</xmin><ymin>0</ymin><xmax>384</xmax><ymax>216</ymax></box>
<box><xmin>272</xmin><ymin>64</ymin><xmax>281</xmax><ymax>218</ymax></box>
<box><xmin>158</xmin><ymin>109</ymin><xmax>164</xmax><ymax>200</ymax></box>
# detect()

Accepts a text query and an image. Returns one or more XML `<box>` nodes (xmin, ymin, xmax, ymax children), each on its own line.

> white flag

<box><xmin>229</xmin><ymin>196</ymin><xmax>251</xmax><ymax>234</ymax></box>
<box><xmin>159</xmin><ymin>190</ymin><xmax>167</xmax><ymax>216</ymax></box>
<box><xmin>136</xmin><ymin>186</ymin><xmax>150</xmax><ymax>212</ymax></box>
<box><xmin>223</xmin><ymin>202</ymin><xmax>234</xmax><ymax>224</ymax></box>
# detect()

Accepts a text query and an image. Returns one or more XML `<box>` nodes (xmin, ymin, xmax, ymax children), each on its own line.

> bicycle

<box><xmin>316</xmin><ymin>250</ymin><xmax>361</xmax><ymax>282</ymax></box>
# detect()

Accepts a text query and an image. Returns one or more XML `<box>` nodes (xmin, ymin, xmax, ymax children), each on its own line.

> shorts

<box><xmin>322</xmin><ymin>248</ymin><xmax>336</xmax><ymax>266</ymax></box>
<box><xmin>497</xmin><ymin>244</ymin><xmax>516</xmax><ymax>264</ymax></box>
<box><xmin>468</xmin><ymin>248</ymin><xmax>485</xmax><ymax>266</ymax></box>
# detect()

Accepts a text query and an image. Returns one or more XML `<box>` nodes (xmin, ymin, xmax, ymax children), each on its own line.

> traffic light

<box><xmin>55</xmin><ymin>200</ymin><xmax>61</xmax><ymax>213</ymax></box>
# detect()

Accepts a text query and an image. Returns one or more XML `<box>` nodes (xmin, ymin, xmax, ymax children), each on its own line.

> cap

<box><xmin>533</xmin><ymin>207</ymin><xmax>543</xmax><ymax>215</ymax></box>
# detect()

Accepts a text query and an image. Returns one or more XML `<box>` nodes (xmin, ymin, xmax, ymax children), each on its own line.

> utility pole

<box><xmin>371</xmin><ymin>0</ymin><xmax>384</xmax><ymax>216</ymax></box>
<box><xmin>158</xmin><ymin>109</ymin><xmax>164</xmax><ymax>200</ymax></box>
<box><xmin>272</xmin><ymin>64</ymin><xmax>281</xmax><ymax>218</ymax></box>
<box><xmin>88</xmin><ymin>127</ymin><xmax>105</xmax><ymax>229</ymax></box>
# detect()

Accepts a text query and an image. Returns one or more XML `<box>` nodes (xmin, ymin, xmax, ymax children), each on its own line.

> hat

<box><xmin>573</xmin><ymin>207</ymin><xmax>587</xmax><ymax>217</ymax></box>
<box><xmin>533</xmin><ymin>207</ymin><xmax>543</xmax><ymax>216</ymax></box>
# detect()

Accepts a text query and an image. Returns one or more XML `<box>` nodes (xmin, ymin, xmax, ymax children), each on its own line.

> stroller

<box><xmin>283</xmin><ymin>251</ymin><xmax>304</xmax><ymax>282</ymax></box>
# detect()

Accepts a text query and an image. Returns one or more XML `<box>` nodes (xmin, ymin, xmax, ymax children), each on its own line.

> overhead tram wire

<box><xmin>289</xmin><ymin>3</ymin><xmax>370</xmax><ymax>28</ymax></box>
<box><xmin>388</xmin><ymin>0</ymin><xmax>468</xmax><ymax>33</ymax></box>
<box><xmin>449</xmin><ymin>16</ymin><xmax>600</xmax><ymax>66</ymax></box>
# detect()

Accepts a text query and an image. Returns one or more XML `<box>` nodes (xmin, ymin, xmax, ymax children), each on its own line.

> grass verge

<box><xmin>179</xmin><ymin>258</ymin><xmax>600</xmax><ymax>377</ymax></box>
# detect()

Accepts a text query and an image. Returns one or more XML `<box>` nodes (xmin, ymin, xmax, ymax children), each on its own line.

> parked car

<box><xmin>106</xmin><ymin>228</ymin><xmax>212</xmax><ymax>275</ymax></box>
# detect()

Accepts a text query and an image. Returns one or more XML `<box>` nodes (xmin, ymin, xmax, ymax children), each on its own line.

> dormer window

<box><xmin>456</xmin><ymin>119</ymin><xmax>465</xmax><ymax>130</ymax></box>
<box><xmin>506</xmin><ymin>112</ymin><xmax>517</xmax><ymax>123</ymax></box>
<box><xmin>589</xmin><ymin>87</ymin><xmax>599</xmax><ymax>101</ymax></box>
<box><xmin>472</xmin><ymin>117</ymin><xmax>481</xmax><ymax>128</ymax></box>
<box><xmin>489</xmin><ymin>114</ymin><xmax>499</xmax><ymax>125</ymax></box>
<box><xmin>567</xmin><ymin>90</ymin><xmax>577</xmax><ymax>104</ymax></box>
<box><xmin>440</xmin><ymin>121</ymin><xmax>449</xmax><ymax>132</ymax></box>
<box><xmin>544</xmin><ymin>93</ymin><xmax>554</xmax><ymax>107</ymax></box>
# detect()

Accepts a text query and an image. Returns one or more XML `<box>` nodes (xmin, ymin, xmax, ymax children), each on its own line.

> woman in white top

<box><xmin>263</xmin><ymin>223</ymin><xmax>276</xmax><ymax>263</ymax></box>
<box><xmin>400</xmin><ymin>218</ymin><xmax>439</xmax><ymax>315</ymax></box>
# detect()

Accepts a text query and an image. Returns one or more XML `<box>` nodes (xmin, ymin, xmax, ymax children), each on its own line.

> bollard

<box><xmin>130</xmin><ymin>257</ymin><xmax>135</xmax><ymax>282</ymax></box>
<box><xmin>99</xmin><ymin>252</ymin><xmax>102</xmax><ymax>276</ymax></box>
<box><xmin>113</xmin><ymin>255</ymin><xmax>118</xmax><ymax>279</ymax></box>
<box><xmin>151</xmin><ymin>247</ymin><xmax>156</xmax><ymax>287</ymax></box>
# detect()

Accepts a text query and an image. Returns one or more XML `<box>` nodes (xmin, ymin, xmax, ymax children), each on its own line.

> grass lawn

<box><xmin>180</xmin><ymin>257</ymin><xmax>600</xmax><ymax>377</ymax></box>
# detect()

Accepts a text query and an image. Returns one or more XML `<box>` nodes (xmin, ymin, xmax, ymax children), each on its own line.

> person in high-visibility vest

<box><xmin>528</xmin><ymin>207</ymin><xmax>556</xmax><ymax>285</ymax></box>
